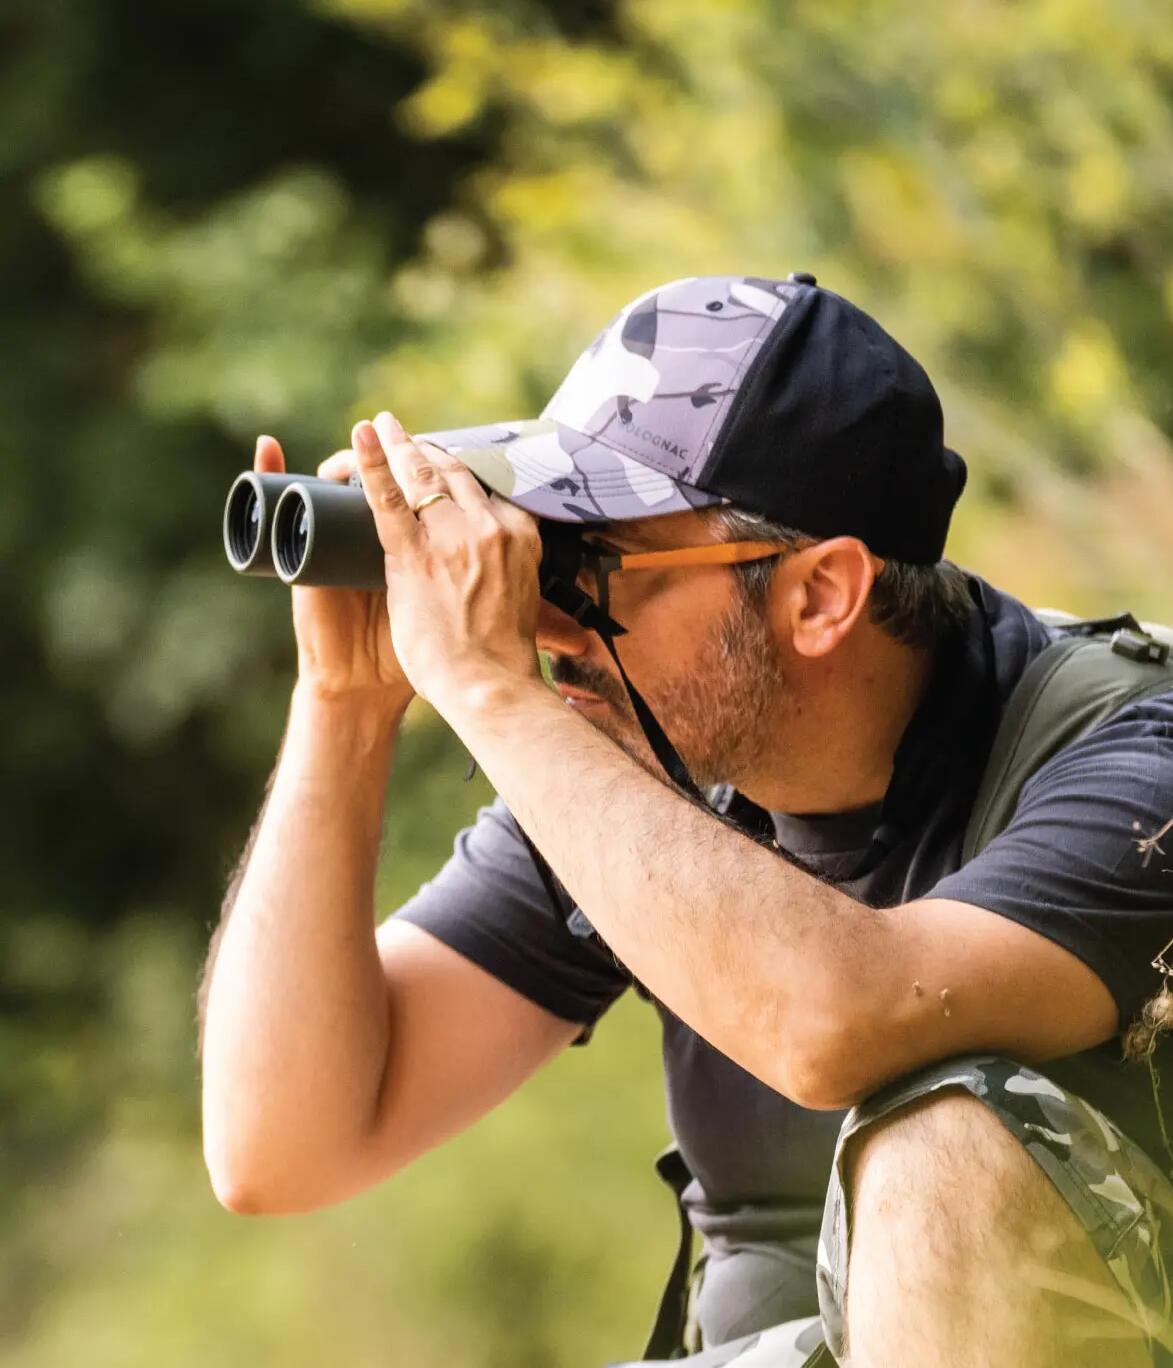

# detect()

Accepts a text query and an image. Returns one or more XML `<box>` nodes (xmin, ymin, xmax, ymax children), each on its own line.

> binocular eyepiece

<box><xmin>223</xmin><ymin>471</ymin><xmax>386</xmax><ymax>589</ymax></box>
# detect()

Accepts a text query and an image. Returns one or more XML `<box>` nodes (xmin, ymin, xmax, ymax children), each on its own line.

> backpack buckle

<box><xmin>1110</xmin><ymin>628</ymin><xmax>1169</xmax><ymax>666</ymax></box>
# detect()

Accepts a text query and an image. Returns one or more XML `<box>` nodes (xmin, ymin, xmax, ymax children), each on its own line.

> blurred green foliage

<box><xmin>2</xmin><ymin>0</ymin><xmax>1171</xmax><ymax>1362</ymax></box>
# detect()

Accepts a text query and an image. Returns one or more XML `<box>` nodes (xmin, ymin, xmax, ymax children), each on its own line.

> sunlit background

<box><xmin>3</xmin><ymin>1</ymin><xmax>1172</xmax><ymax>1363</ymax></box>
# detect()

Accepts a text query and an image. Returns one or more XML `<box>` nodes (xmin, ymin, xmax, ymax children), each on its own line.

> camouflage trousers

<box><xmin>618</xmin><ymin>1055</ymin><xmax>1173</xmax><ymax>1367</ymax></box>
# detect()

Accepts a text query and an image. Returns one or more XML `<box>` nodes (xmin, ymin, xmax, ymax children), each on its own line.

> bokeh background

<box><xmin>3</xmin><ymin>0</ymin><xmax>1173</xmax><ymax>1363</ymax></box>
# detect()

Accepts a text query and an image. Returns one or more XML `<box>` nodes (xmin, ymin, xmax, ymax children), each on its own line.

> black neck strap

<box><xmin>517</xmin><ymin>559</ymin><xmax>711</xmax><ymax>949</ymax></box>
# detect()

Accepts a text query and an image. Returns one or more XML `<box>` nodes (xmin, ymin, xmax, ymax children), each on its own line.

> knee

<box><xmin>843</xmin><ymin>1087</ymin><xmax>1044</xmax><ymax>1247</ymax></box>
<box><xmin>837</xmin><ymin>1088</ymin><xmax>1154</xmax><ymax>1366</ymax></box>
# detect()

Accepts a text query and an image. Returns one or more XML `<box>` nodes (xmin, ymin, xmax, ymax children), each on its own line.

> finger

<box><xmin>351</xmin><ymin>420</ymin><xmax>420</xmax><ymax>554</ymax></box>
<box><xmin>490</xmin><ymin>494</ymin><xmax>542</xmax><ymax>558</ymax></box>
<box><xmin>373</xmin><ymin>411</ymin><xmax>457</xmax><ymax>520</ymax></box>
<box><xmin>417</xmin><ymin>441</ymin><xmax>497</xmax><ymax>517</ymax></box>
<box><xmin>316</xmin><ymin>448</ymin><xmax>356</xmax><ymax>483</ymax></box>
<box><xmin>254</xmin><ymin>434</ymin><xmax>285</xmax><ymax>474</ymax></box>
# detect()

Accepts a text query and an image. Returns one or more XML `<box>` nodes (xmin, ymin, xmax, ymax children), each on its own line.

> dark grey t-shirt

<box><xmin>397</xmin><ymin>577</ymin><xmax>1173</xmax><ymax>1344</ymax></box>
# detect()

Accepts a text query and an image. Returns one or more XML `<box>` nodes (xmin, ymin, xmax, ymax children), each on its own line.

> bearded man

<box><xmin>200</xmin><ymin>275</ymin><xmax>1173</xmax><ymax>1367</ymax></box>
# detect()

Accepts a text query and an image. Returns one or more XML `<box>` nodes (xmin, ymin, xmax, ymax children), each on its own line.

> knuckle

<box><xmin>387</xmin><ymin>439</ymin><xmax>419</xmax><ymax>464</ymax></box>
<box><xmin>475</xmin><ymin>524</ymin><xmax>505</xmax><ymax>551</ymax></box>
<box><xmin>376</xmin><ymin>483</ymin><xmax>406</xmax><ymax>511</ymax></box>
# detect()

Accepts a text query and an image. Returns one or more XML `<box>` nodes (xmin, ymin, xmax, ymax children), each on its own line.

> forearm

<box><xmin>441</xmin><ymin>676</ymin><xmax>885</xmax><ymax>1100</ymax></box>
<box><xmin>200</xmin><ymin>684</ymin><xmax>405</xmax><ymax>1208</ymax></box>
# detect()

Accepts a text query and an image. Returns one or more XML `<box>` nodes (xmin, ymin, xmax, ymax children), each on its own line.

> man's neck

<box><xmin>737</xmin><ymin>631</ymin><xmax>937</xmax><ymax>817</ymax></box>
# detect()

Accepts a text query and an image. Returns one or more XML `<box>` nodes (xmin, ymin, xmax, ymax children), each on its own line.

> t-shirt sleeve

<box><xmin>928</xmin><ymin>689</ymin><xmax>1173</xmax><ymax>1029</ymax></box>
<box><xmin>391</xmin><ymin>795</ymin><xmax>630</xmax><ymax>1033</ymax></box>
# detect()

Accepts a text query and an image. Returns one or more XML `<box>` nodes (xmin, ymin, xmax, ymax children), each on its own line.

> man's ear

<box><xmin>775</xmin><ymin>537</ymin><xmax>882</xmax><ymax>659</ymax></box>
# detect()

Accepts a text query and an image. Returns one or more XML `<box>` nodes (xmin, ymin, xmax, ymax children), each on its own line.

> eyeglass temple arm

<box><xmin>602</xmin><ymin>540</ymin><xmax>790</xmax><ymax>572</ymax></box>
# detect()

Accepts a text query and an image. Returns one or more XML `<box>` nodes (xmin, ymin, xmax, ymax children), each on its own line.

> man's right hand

<box><xmin>254</xmin><ymin>435</ymin><xmax>415</xmax><ymax>710</ymax></box>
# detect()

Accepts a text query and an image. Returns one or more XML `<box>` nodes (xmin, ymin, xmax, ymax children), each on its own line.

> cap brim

<box><xmin>415</xmin><ymin>418</ymin><xmax>723</xmax><ymax>524</ymax></box>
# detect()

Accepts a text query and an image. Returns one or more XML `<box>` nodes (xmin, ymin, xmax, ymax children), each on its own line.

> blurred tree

<box><xmin>0</xmin><ymin>0</ymin><xmax>620</xmax><ymax>1338</ymax></box>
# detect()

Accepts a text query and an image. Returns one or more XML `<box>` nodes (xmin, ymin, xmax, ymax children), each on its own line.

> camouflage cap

<box><xmin>417</xmin><ymin>273</ymin><xmax>967</xmax><ymax>563</ymax></box>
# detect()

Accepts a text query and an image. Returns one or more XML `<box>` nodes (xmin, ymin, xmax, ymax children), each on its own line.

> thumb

<box><xmin>254</xmin><ymin>434</ymin><xmax>286</xmax><ymax>474</ymax></box>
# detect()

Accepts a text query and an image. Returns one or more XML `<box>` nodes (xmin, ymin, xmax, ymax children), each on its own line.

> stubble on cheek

<box><xmin>543</xmin><ymin>594</ymin><xmax>785</xmax><ymax>790</ymax></box>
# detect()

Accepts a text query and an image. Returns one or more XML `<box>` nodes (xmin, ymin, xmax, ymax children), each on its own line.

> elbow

<box><xmin>205</xmin><ymin>1162</ymin><xmax>320</xmax><ymax>1217</ymax></box>
<box><xmin>766</xmin><ymin>1007</ymin><xmax>880</xmax><ymax>1112</ymax></box>
<box><xmin>777</xmin><ymin>1045</ymin><xmax>870</xmax><ymax>1110</ymax></box>
<box><xmin>202</xmin><ymin>1097</ymin><xmax>322</xmax><ymax>1215</ymax></box>
<box><xmin>203</xmin><ymin>1136</ymin><xmax>404</xmax><ymax>1216</ymax></box>
<box><xmin>757</xmin><ymin>940</ymin><xmax>909</xmax><ymax>1110</ymax></box>
<box><xmin>209</xmin><ymin>1169</ymin><xmax>267</xmax><ymax>1216</ymax></box>
<box><xmin>203</xmin><ymin>1142</ymin><xmax>305</xmax><ymax>1217</ymax></box>
<box><xmin>204</xmin><ymin>1143</ymin><xmax>280</xmax><ymax>1215</ymax></box>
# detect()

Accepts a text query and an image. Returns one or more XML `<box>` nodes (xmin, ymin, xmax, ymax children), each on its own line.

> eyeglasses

<box><xmin>576</xmin><ymin>539</ymin><xmax>790</xmax><ymax>624</ymax></box>
<box><xmin>579</xmin><ymin>538</ymin><xmax>790</xmax><ymax>576</ymax></box>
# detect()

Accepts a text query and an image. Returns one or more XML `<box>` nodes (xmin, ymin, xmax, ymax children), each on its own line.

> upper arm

<box><xmin>340</xmin><ymin>797</ymin><xmax>628</xmax><ymax>1193</ymax></box>
<box><xmin>807</xmin><ymin>696</ymin><xmax>1173</xmax><ymax>1109</ymax></box>
<box><xmin>341</xmin><ymin>918</ymin><xmax>580</xmax><ymax>1192</ymax></box>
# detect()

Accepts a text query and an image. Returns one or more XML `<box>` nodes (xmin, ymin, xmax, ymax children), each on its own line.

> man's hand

<box><xmin>351</xmin><ymin>412</ymin><xmax>544</xmax><ymax>710</ymax></box>
<box><xmin>253</xmin><ymin>434</ymin><xmax>415</xmax><ymax>712</ymax></box>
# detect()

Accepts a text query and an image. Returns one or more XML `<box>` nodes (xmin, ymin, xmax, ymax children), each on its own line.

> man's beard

<box><xmin>547</xmin><ymin>591</ymin><xmax>788</xmax><ymax>789</ymax></box>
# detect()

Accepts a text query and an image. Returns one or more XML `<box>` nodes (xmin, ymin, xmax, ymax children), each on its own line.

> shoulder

<box><xmin>1019</xmin><ymin>684</ymin><xmax>1173</xmax><ymax>807</ymax></box>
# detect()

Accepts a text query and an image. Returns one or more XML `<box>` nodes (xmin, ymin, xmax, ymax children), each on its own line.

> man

<box><xmin>199</xmin><ymin>275</ymin><xmax>1173</xmax><ymax>1366</ymax></box>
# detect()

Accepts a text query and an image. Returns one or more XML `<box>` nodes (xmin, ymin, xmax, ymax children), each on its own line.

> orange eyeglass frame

<box><xmin>574</xmin><ymin>539</ymin><xmax>794</xmax><ymax>626</ymax></box>
<box><xmin>581</xmin><ymin>539</ymin><xmax>790</xmax><ymax>575</ymax></box>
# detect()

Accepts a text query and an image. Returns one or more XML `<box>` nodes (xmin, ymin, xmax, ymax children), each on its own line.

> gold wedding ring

<box><xmin>412</xmin><ymin>491</ymin><xmax>453</xmax><ymax>515</ymax></box>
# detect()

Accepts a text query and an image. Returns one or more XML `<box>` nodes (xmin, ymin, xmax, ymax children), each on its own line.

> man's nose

<box><xmin>535</xmin><ymin>599</ymin><xmax>594</xmax><ymax>657</ymax></box>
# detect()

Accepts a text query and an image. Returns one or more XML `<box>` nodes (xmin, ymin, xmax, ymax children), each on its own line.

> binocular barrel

<box><xmin>222</xmin><ymin>471</ymin><xmax>385</xmax><ymax>589</ymax></box>
<box><xmin>222</xmin><ymin>468</ymin><xmax>605</xmax><ymax>631</ymax></box>
<box><xmin>271</xmin><ymin>481</ymin><xmax>385</xmax><ymax>589</ymax></box>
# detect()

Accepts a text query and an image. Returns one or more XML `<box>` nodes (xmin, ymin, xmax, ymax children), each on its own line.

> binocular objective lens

<box><xmin>274</xmin><ymin>492</ymin><xmax>312</xmax><ymax>580</ymax></box>
<box><xmin>228</xmin><ymin>485</ymin><xmax>261</xmax><ymax>567</ymax></box>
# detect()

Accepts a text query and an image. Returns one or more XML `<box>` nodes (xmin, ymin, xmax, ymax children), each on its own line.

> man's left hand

<box><xmin>351</xmin><ymin>411</ymin><xmax>545</xmax><ymax>712</ymax></box>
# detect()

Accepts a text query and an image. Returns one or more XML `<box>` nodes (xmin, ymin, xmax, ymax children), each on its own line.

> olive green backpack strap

<box><xmin>962</xmin><ymin>617</ymin><xmax>1173</xmax><ymax>862</ymax></box>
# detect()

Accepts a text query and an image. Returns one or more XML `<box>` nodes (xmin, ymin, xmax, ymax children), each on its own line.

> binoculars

<box><xmin>223</xmin><ymin>470</ymin><xmax>387</xmax><ymax>589</ymax></box>
<box><xmin>222</xmin><ymin>467</ymin><xmax>621</xmax><ymax>636</ymax></box>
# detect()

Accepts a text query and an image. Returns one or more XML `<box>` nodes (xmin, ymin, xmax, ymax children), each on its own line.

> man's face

<box><xmin>535</xmin><ymin>511</ymin><xmax>790</xmax><ymax>788</ymax></box>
